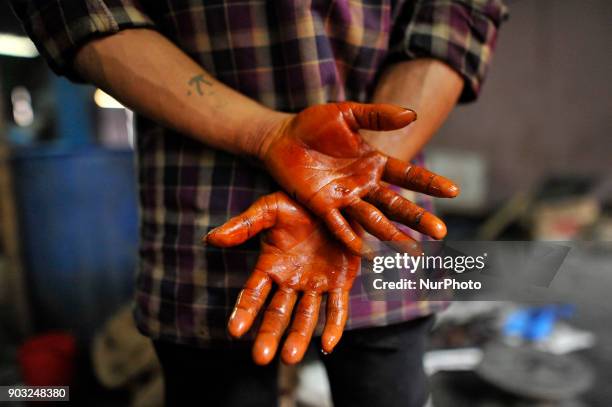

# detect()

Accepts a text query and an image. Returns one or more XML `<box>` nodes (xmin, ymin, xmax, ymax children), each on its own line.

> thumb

<box><xmin>340</xmin><ymin>102</ymin><xmax>417</xmax><ymax>131</ymax></box>
<box><xmin>204</xmin><ymin>194</ymin><xmax>279</xmax><ymax>247</ymax></box>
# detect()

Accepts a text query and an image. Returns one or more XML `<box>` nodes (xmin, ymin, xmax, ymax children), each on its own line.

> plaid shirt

<box><xmin>13</xmin><ymin>0</ymin><xmax>506</xmax><ymax>347</ymax></box>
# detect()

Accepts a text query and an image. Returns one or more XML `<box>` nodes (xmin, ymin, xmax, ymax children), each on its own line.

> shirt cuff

<box><xmin>12</xmin><ymin>0</ymin><xmax>155</xmax><ymax>82</ymax></box>
<box><xmin>394</xmin><ymin>0</ymin><xmax>508</xmax><ymax>103</ymax></box>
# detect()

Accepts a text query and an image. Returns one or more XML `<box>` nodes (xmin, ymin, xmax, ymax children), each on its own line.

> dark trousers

<box><xmin>154</xmin><ymin>316</ymin><xmax>433</xmax><ymax>407</ymax></box>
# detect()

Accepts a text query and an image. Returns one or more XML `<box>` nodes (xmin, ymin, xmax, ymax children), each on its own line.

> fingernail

<box><xmin>282</xmin><ymin>345</ymin><xmax>300</xmax><ymax>364</ymax></box>
<box><xmin>322</xmin><ymin>335</ymin><xmax>337</xmax><ymax>353</ymax></box>
<box><xmin>421</xmin><ymin>213</ymin><xmax>447</xmax><ymax>240</ymax></box>
<box><xmin>401</xmin><ymin>107</ymin><xmax>417</xmax><ymax>119</ymax></box>
<box><xmin>253</xmin><ymin>344</ymin><xmax>274</xmax><ymax>366</ymax></box>
<box><xmin>448</xmin><ymin>184</ymin><xmax>460</xmax><ymax>197</ymax></box>
<box><xmin>431</xmin><ymin>221</ymin><xmax>447</xmax><ymax>240</ymax></box>
<box><xmin>203</xmin><ymin>226</ymin><xmax>222</xmax><ymax>244</ymax></box>
<box><xmin>228</xmin><ymin>318</ymin><xmax>246</xmax><ymax>337</ymax></box>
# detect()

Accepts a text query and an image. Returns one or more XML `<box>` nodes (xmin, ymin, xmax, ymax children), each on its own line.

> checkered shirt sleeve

<box><xmin>10</xmin><ymin>0</ymin><xmax>155</xmax><ymax>82</ymax></box>
<box><xmin>387</xmin><ymin>0</ymin><xmax>508</xmax><ymax>102</ymax></box>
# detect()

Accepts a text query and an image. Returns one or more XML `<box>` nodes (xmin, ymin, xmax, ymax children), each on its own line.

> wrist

<box><xmin>250</xmin><ymin>110</ymin><xmax>293</xmax><ymax>162</ymax></box>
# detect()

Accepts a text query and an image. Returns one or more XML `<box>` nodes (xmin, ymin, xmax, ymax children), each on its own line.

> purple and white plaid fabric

<box><xmin>13</xmin><ymin>0</ymin><xmax>507</xmax><ymax>346</ymax></box>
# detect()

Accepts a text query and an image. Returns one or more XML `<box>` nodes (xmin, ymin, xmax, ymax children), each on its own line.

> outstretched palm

<box><xmin>262</xmin><ymin>102</ymin><xmax>459</xmax><ymax>255</ymax></box>
<box><xmin>206</xmin><ymin>192</ymin><xmax>360</xmax><ymax>365</ymax></box>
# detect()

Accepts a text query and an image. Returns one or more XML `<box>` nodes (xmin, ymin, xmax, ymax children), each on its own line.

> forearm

<box><xmin>363</xmin><ymin>59</ymin><xmax>463</xmax><ymax>161</ymax></box>
<box><xmin>74</xmin><ymin>28</ymin><xmax>287</xmax><ymax>158</ymax></box>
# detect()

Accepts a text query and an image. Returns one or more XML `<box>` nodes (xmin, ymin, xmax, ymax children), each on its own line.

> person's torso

<box><xmin>132</xmin><ymin>0</ymin><xmax>438</xmax><ymax>344</ymax></box>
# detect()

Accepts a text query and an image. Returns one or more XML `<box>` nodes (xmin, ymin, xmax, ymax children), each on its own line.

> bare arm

<box><xmin>362</xmin><ymin>58</ymin><xmax>463</xmax><ymax>161</ymax></box>
<box><xmin>73</xmin><ymin>28</ymin><xmax>288</xmax><ymax>158</ymax></box>
<box><xmin>74</xmin><ymin>29</ymin><xmax>460</xmax><ymax>162</ymax></box>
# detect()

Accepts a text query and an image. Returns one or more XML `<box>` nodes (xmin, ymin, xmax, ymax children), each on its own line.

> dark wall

<box><xmin>428</xmin><ymin>0</ymin><xmax>612</xmax><ymax>204</ymax></box>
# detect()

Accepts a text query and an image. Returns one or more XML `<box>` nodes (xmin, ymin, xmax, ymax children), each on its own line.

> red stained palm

<box><xmin>206</xmin><ymin>192</ymin><xmax>360</xmax><ymax>365</ymax></box>
<box><xmin>261</xmin><ymin>102</ymin><xmax>459</xmax><ymax>255</ymax></box>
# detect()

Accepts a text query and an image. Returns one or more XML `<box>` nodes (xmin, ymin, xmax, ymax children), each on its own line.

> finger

<box><xmin>345</xmin><ymin>199</ymin><xmax>422</xmax><ymax>254</ymax></box>
<box><xmin>252</xmin><ymin>288</ymin><xmax>297</xmax><ymax>365</ymax></box>
<box><xmin>322</xmin><ymin>289</ymin><xmax>349</xmax><ymax>354</ymax></box>
<box><xmin>339</xmin><ymin>102</ymin><xmax>417</xmax><ymax>131</ymax></box>
<box><xmin>205</xmin><ymin>193</ymin><xmax>280</xmax><ymax>247</ymax></box>
<box><xmin>345</xmin><ymin>199</ymin><xmax>415</xmax><ymax>242</ymax></box>
<box><xmin>228</xmin><ymin>268</ymin><xmax>273</xmax><ymax>338</ymax></box>
<box><xmin>281</xmin><ymin>292</ymin><xmax>322</xmax><ymax>365</ymax></box>
<box><xmin>367</xmin><ymin>186</ymin><xmax>447</xmax><ymax>240</ymax></box>
<box><xmin>323</xmin><ymin>209</ymin><xmax>364</xmax><ymax>256</ymax></box>
<box><xmin>383</xmin><ymin>157</ymin><xmax>459</xmax><ymax>198</ymax></box>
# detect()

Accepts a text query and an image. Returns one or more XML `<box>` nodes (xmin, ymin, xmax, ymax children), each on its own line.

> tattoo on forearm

<box><xmin>187</xmin><ymin>73</ymin><xmax>213</xmax><ymax>96</ymax></box>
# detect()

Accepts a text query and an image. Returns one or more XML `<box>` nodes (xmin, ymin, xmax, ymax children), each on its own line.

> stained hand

<box><xmin>205</xmin><ymin>192</ymin><xmax>361</xmax><ymax>365</ymax></box>
<box><xmin>260</xmin><ymin>102</ymin><xmax>459</xmax><ymax>255</ymax></box>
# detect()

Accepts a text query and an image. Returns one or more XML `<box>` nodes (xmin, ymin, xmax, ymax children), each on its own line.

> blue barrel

<box><xmin>11</xmin><ymin>146</ymin><xmax>139</xmax><ymax>339</ymax></box>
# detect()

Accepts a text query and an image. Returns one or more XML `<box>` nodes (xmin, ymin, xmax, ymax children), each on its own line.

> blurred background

<box><xmin>0</xmin><ymin>0</ymin><xmax>610</xmax><ymax>406</ymax></box>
